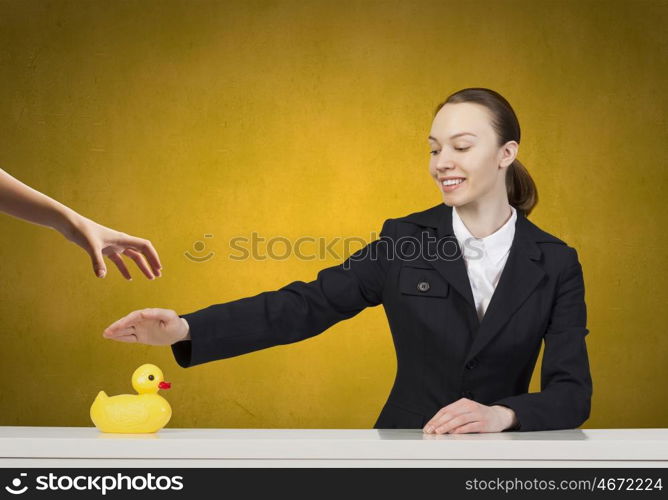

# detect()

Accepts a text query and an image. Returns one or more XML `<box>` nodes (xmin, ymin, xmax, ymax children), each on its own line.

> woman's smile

<box><xmin>439</xmin><ymin>177</ymin><xmax>467</xmax><ymax>193</ymax></box>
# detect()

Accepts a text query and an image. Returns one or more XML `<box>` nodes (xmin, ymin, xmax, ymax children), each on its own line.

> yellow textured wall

<box><xmin>0</xmin><ymin>0</ymin><xmax>665</xmax><ymax>429</ymax></box>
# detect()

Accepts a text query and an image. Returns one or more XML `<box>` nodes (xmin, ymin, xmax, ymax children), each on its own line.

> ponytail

<box><xmin>506</xmin><ymin>159</ymin><xmax>538</xmax><ymax>216</ymax></box>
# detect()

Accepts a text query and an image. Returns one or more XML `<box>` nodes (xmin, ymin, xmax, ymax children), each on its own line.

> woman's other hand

<box><xmin>423</xmin><ymin>398</ymin><xmax>518</xmax><ymax>434</ymax></box>
<box><xmin>103</xmin><ymin>308</ymin><xmax>190</xmax><ymax>345</ymax></box>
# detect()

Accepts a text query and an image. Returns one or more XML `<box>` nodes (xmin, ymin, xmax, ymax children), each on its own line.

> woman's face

<box><xmin>428</xmin><ymin>102</ymin><xmax>517</xmax><ymax>208</ymax></box>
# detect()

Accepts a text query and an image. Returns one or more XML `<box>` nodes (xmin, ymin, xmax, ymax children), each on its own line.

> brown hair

<box><xmin>433</xmin><ymin>88</ymin><xmax>538</xmax><ymax>216</ymax></box>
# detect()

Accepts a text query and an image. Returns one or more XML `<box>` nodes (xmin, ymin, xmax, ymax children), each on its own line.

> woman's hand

<box><xmin>423</xmin><ymin>398</ymin><xmax>518</xmax><ymax>434</ymax></box>
<box><xmin>63</xmin><ymin>214</ymin><xmax>162</xmax><ymax>280</ymax></box>
<box><xmin>103</xmin><ymin>308</ymin><xmax>190</xmax><ymax>345</ymax></box>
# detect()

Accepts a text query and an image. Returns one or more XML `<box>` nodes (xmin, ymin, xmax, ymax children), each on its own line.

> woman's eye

<box><xmin>429</xmin><ymin>147</ymin><xmax>470</xmax><ymax>156</ymax></box>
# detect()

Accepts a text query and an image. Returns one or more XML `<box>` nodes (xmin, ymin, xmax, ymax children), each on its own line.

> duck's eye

<box><xmin>148</xmin><ymin>375</ymin><xmax>155</xmax><ymax>381</ymax></box>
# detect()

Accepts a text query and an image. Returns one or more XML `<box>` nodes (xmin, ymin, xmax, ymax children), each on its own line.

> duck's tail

<box><xmin>94</xmin><ymin>390</ymin><xmax>108</xmax><ymax>402</ymax></box>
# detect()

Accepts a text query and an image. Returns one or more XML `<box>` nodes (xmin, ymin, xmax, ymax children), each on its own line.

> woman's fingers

<box><xmin>433</xmin><ymin>412</ymin><xmax>475</xmax><ymax>433</ymax></box>
<box><xmin>103</xmin><ymin>309</ymin><xmax>172</xmax><ymax>339</ymax></box>
<box><xmin>107</xmin><ymin>252</ymin><xmax>132</xmax><ymax>280</ymax></box>
<box><xmin>65</xmin><ymin>217</ymin><xmax>161</xmax><ymax>281</ymax></box>
<box><xmin>103</xmin><ymin>323</ymin><xmax>131</xmax><ymax>337</ymax></box>
<box><xmin>424</xmin><ymin>404</ymin><xmax>457</xmax><ymax>431</ymax></box>
<box><xmin>108</xmin><ymin>334</ymin><xmax>138</xmax><ymax>343</ymax></box>
<box><xmin>122</xmin><ymin>248</ymin><xmax>154</xmax><ymax>279</ymax></box>
<box><xmin>104</xmin><ymin>310</ymin><xmax>144</xmax><ymax>335</ymax></box>
<box><xmin>117</xmin><ymin>235</ymin><xmax>162</xmax><ymax>277</ymax></box>
<box><xmin>424</xmin><ymin>399</ymin><xmax>475</xmax><ymax>433</ymax></box>
<box><xmin>139</xmin><ymin>239</ymin><xmax>162</xmax><ymax>276</ymax></box>
<box><xmin>89</xmin><ymin>246</ymin><xmax>107</xmax><ymax>278</ymax></box>
<box><xmin>450</xmin><ymin>421</ymin><xmax>481</xmax><ymax>434</ymax></box>
<box><xmin>104</xmin><ymin>325</ymin><xmax>135</xmax><ymax>337</ymax></box>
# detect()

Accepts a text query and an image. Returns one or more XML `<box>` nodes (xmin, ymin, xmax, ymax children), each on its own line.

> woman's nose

<box><xmin>434</xmin><ymin>154</ymin><xmax>455</xmax><ymax>169</ymax></box>
<box><xmin>436</xmin><ymin>161</ymin><xmax>455</xmax><ymax>171</ymax></box>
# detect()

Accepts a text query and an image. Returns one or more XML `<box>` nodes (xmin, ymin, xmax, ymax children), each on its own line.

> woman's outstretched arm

<box><xmin>0</xmin><ymin>167</ymin><xmax>162</xmax><ymax>279</ymax></box>
<box><xmin>102</xmin><ymin>218</ymin><xmax>397</xmax><ymax>366</ymax></box>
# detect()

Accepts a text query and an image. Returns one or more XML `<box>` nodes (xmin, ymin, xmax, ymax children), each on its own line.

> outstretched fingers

<box><xmin>122</xmin><ymin>248</ymin><xmax>155</xmax><ymax>279</ymax></box>
<box><xmin>109</xmin><ymin>333</ymin><xmax>138</xmax><ymax>343</ymax></box>
<box><xmin>108</xmin><ymin>253</ymin><xmax>132</xmax><ymax>280</ymax></box>
<box><xmin>103</xmin><ymin>310</ymin><xmax>144</xmax><ymax>336</ymax></box>
<box><xmin>118</xmin><ymin>235</ymin><xmax>162</xmax><ymax>277</ymax></box>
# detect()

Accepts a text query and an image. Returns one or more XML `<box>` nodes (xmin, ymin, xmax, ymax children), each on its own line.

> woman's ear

<box><xmin>499</xmin><ymin>140</ymin><xmax>519</xmax><ymax>168</ymax></box>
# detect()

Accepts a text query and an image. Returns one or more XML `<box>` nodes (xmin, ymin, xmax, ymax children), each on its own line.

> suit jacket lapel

<box><xmin>401</xmin><ymin>203</ymin><xmax>546</xmax><ymax>365</ymax></box>
<box><xmin>431</xmin><ymin>206</ymin><xmax>477</xmax><ymax>312</ymax></box>
<box><xmin>464</xmin><ymin>212</ymin><xmax>545</xmax><ymax>364</ymax></box>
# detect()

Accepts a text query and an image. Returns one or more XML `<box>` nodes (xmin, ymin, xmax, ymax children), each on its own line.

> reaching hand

<box><xmin>65</xmin><ymin>216</ymin><xmax>162</xmax><ymax>280</ymax></box>
<box><xmin>0</xmin><ymin>167</ymin><xmax>162</xmax><ymax>280</ymax></box>
<box><xmin>103</xmin><ymin>308</ymin><xmax>190</xmax><ymax>345</ymax></box>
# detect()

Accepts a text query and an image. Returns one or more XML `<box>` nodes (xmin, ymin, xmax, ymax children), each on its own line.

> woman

<box><xmin>0</xmin><ymin>168</ymin><xmax>162</xmax><ymax>280</ymax></box>
<box><xmin>103</xmin><ymin>88</ymin><xmax>592</xmax><ymax>434</ymax></box>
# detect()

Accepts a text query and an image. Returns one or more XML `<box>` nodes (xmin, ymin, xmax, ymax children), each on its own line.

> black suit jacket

<box><xmin>172</xmin><ymin>203</ymin><xmax>593</xmax><ymax>432</ymax></box>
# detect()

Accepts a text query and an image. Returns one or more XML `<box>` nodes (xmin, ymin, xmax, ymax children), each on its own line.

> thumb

<box><xmin>91</xmin><ymin>248</ymin><xmax>106</xmax><ymax>278</ymax></box>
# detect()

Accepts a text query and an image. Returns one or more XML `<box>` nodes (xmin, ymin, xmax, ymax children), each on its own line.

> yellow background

<box><xmin>0</xmin><ymin>0</ymin><xmax>665</xmax><ymax>429</ymax></box>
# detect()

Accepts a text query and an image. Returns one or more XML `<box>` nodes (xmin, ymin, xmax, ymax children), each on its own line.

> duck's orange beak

<box><xmin>158</xmin><ymin>381</ymin><xmax>171</xmax><ymax>390</ymax></box>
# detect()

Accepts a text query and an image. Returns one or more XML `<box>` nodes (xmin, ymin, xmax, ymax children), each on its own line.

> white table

<box><xmin>1</xmin><ymin>427</ymin><xmax>666</xmax><ymax>467</ymax></box>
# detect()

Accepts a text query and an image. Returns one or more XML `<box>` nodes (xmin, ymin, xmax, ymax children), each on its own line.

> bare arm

<box><xmin>0</xmin><ymin>167</ymin><xmax>77</xmax><ymax>233</ymax></box>
<box><xmin>0</xmin><ymin>167</ymin><xmax>162</xmax><ymax>279</ymax></box>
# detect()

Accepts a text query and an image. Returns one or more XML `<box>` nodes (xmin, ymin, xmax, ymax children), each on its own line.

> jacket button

<box><xmin>465</xmin><ymin>358</ymin><xmax>479</xmax><ymax>370</ymax></box>
<box><xmin>417</xmin><ymin>281</ymin><xmax>430</xmax><ymax>292</ymax></box>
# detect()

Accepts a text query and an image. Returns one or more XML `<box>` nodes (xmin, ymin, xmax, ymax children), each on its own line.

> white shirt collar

<box><xmin>452</xmin><ymin>205</ymin><xmax>517</xmax><ymax>264</ymax></box>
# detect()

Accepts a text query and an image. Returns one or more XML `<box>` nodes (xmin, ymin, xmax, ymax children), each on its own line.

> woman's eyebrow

<box><xmin>428</xmin><ymin>132</ymin><xmax>477</xmax><ymax>142</ymax></box>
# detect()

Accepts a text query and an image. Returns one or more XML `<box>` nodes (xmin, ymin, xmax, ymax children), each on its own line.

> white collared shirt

<box><xmin>452</xmin><ymin>205</ymin><xmax>517</xmax><ymax>322</ymax></box>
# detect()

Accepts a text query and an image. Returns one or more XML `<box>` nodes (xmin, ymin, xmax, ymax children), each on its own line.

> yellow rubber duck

<box><xmin>90</xmin><ymin>363</ymin><xmax>172</xmax><ymax>433</ymax></box>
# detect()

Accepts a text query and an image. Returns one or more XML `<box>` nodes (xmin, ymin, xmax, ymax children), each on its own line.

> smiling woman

<box><xmin>427</xmin><ymin>89</ymin><xmax>537</xmax><ymax>225</ymax></box>
<box><xmin>103</xmin><ymin>88</ymin><xmax>592</xmax><ymax>435</ymax></box>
